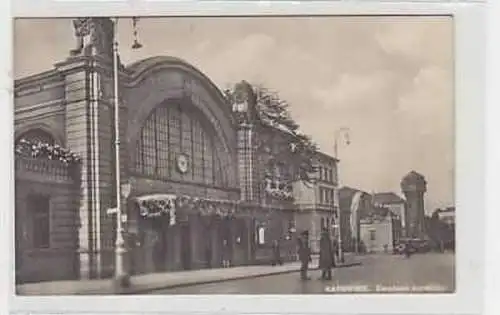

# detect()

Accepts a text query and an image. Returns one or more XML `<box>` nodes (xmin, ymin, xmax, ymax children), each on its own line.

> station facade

<box><xmin>14</xmin><ymin>18</ymin><xmax>336</xmax><ymax>283</ymax></box>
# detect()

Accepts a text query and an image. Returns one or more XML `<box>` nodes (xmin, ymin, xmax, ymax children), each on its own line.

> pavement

<box><xmin>16</xmin><ymin>253</ymin><xmax>361</xmax><ymax>295</ymax></box>
<box><xmin>149</xmin><ymin>252</ymin><xmax>455</xmax><ymax>294</ymax></box>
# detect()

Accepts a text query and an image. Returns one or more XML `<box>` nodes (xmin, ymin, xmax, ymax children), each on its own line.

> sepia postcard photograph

<box><xmin>11</xmin><ymin>14</ymin><xmax>459</xmax><ymax>298</ymax></box>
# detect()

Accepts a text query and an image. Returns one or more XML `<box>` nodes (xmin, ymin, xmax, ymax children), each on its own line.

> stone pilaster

<box><xmin>57</xmin><ymin>17</ymin><xmax>124</xmax><ymax>279</ymax></box>
<box><xmin>57</xmin><ymin>57</ymin><xmax>120</xmax><ymax>279</ymax></box>
<box><xmin>57</xmin><ymin>57</ymin><xmax>95</xmax><ymax>279</ymax></box>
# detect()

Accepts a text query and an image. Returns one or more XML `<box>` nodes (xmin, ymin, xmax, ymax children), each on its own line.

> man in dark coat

<box><xmin>319</xmin><ymin>230</ymin><xmax>335</xmax><ymax>280</ymax></box>
<box><xmin>271</xmin><ymin>240</ymin><xmax>283</xmax><ymax>266</ymax></box>
<box><xmin>298</xmin><ymin>231</ymin><xmax>312</xmax><ymax>280</ymax></box>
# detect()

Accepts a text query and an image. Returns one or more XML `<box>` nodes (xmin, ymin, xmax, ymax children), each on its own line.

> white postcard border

<box><xmin>2</xmin><ymin>1</ymin><xmax>486</xmax><ymax>315</ymax></box>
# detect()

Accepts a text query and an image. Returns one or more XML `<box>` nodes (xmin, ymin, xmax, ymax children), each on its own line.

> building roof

<box><xmin>435</xmin><ymin>206</ymin><xmax>455</xmax><ymax>214</ymax></box>
<box><xmin>372</xmin><ymin>192</ymin><xmax>405</xmax><ymax>205</ymax></box>
<box><xmin>401</xmin><ymin>170</ymin><xmax>427</xmax><ymax>185</ymax></box>
<box><xmin>314</xmin><ymin>150</ymin><xmax>339</xmax><ymax>163</ymax></box>
<box><xmin>339</xmin><ymin>186</ymin><xmax>369</xmax><ymax>195</ymax></box>
<box><xmin>338</xmin><ymin>186</ymin><xmax>371</xmax><ymax>212</ymax></box>
<box><xmin>401</xmin><ymin>170</ymin><xmax>427</xmax><ymax>191</ymax></box>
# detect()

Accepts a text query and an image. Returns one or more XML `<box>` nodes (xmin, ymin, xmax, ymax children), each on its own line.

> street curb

<box><xmin>120</xmin><ymin>261</ymin><xmax>362</xmax><ymax>294</ymax></box>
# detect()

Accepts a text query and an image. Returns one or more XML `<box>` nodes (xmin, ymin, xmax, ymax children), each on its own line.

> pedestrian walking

<box><xmin>403</xmin><ymin>242</ymin><xmax>412</xmax><ymax>258</ymax></box>
<box><xmin>333</xmin><ymin>238</ymin><xmax>339</xmax><ymax>258</ymax></box>
<box><xmin>271</xmin><ymin>239</ymin><xmax>283</xmax><ymax>266</ymax></box>
<box><xmin>222</xmin><ymin>239</ymin><xmax>231</xmax><ymax>268</ymax></box>
<box><xmin>298</xmin><ymin>231</ymin><xmax>312</xmax><ymax>280</ymax></box>
<box><xmin>318</xmin><ymin>230</ymin><xmax>335</xmax><ymax>280</ymax></box>
<box><xmin>152</xmin><ymin>236</ymin><xmax>165</xmax><ymax>272</ymax></box>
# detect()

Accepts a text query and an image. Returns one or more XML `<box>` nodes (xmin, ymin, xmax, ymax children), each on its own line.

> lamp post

<box><xmin>334</xmin><ymin>127</ymin><xmax>350</xmax><ymax>263</ymax></box>
<box><xmin>112</xmin><ymin>16</ymin><xmax>142</xmax><ymax>289</ymax></box>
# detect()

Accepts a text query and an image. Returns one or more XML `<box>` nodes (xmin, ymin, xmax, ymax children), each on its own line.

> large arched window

<box><xmin>134</xmin><ymin>101</ymin><xmax>229</xmax><ymax>187</ymax></box>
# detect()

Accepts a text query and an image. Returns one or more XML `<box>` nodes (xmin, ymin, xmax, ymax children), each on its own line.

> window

<box><xmin>369</xmin><ymin>230</ymin><xmax>376</xmax><ymax>241</ymax></box>
<box><xmin>135</xmin><ymin>102</ymin><xmax>228</xmax><ymax>187</ymax></box>
<box><xmin>320</xmin><ymin>188</ymin><xmax>326</xmax><ymax>204</ymax></box>
<box><xmin>27</xmin><ymin>194</ymin><xmax>50</xmax><ymax>248</ymax></box>
<box><xmin>329</xmin><ymin>169</ymin><xmax>333</xmax><ymax>183</ymax></box>
<box><xmin>318</xmin><ymin>167</ymin><xmax>323</xmax><ymax>181</ymax></box>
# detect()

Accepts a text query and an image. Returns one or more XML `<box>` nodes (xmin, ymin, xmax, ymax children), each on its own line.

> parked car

<box><xmin>411</xmin><ymin>239</ymin><xmax>431</xmax><ymax>253</ymax></box>
<box><xmin>393</xmin><ymin>242</ymin><xmax>414</xmax><ymax>255</ymax></box>
<box><xmin>393</xmin><ymin>238</ymin><xmax>430</xmax><ymax>255</ymax></box>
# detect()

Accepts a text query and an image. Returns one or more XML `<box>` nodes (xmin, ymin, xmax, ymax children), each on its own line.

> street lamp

<box><xmin>334</xmin><ymin>127</ymin><xmax>350</xmax><ymax>263</ymax></box>
<box><xmin>112</xmin><ymin>16</ymin><xmax>143</xmax><ymax>289</ymax></box>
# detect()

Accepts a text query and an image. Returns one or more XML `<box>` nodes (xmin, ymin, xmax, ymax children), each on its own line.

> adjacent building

<box><xmin>372</xmin><ymin>192</ymin><xmax>406</xmax><ymax>241</ymax></box>
<box><xmin>436</xmin><ymin>206</ymin><xmax>455</xmax><ymax>226</ymax></box>
<box><xmin>338</xmin><ymin>187</ymin><xmax>408</xmax><ymax>253</ymax></box>
<box><xmin>432</xmin><ymin>206</ymin><xmax>455</xmax><ymax>251</ymax></box>
<box><xmin>293</xmin><ymin>152</ymin><xmax>338</xmax><ymax>253</ymax></box>
<box><xmin>359</xmin><ymin>205</ymin><xmax>396</xmax><ymax>253</ymax></box>
<box><xmin>359</xmin><ymin>219</ymin><xmax>393</xmax><ymax>253</ymax></box>
<box><xmin>338</xmin><ymin>186</ymin><xmax>372</xmax><ymax>252</ymax></box>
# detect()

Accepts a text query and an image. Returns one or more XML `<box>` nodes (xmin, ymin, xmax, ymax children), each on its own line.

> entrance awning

<box><xmin>135</xmin><ymin>194</ymin><xmax>239</xmax><ymax>223</ymax></box>
<box><xmin>136</xmin><ymin>194</ymin><xmax>176</xmax><ymax>219</ymax></box>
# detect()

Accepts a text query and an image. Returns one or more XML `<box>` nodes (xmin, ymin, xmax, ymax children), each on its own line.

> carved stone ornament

<box><xmin>232</xmin><ymin>81</ymin><xmax>257</xmax><ymax>124</ymax></box>
<box><xmin>176</xmin><ymin>153</ymin><xmax>189</xmax><ymax>174</ymax></box>
<box><xmin>70</xmin><ymin>17</ymin><xmax>114</xmax><ymax>60</ymax></box>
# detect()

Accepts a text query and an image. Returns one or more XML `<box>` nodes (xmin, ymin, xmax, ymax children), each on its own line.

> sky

<box><xmin>13</xmin><ymin>16</ymin><xmax>454</xmax><ymax>213</ymax></box>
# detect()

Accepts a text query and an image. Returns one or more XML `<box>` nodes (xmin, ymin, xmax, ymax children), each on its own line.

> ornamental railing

<box><xmin>263</xmin><ymin>178</ymin><xmax>294</xmax><ymax>201</ymax></box>
<box><xmin>15</xmin><ymin>156</ymin><xmax>79</xmax><ymax>183</ymax></box>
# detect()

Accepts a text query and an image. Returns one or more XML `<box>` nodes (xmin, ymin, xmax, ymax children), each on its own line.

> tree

<box><xmin>224</xmin><ymin>82</ymin><xmax>318</xmax><ymax>184</ymax></box>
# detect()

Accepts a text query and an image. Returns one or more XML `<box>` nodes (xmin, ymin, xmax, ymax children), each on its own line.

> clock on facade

<box><xmin>176</xmin><ymin>153</ymin><xmax>189</xmax><ymax>174</ymax></box>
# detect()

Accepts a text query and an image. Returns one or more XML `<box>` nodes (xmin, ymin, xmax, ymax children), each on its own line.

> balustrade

<box><xmin>15</xmin><ymin>156</ymin><xmax>78</xmax><ymax>183</ymax></box>
<box><xmin>263</xmin><ymin>178</ymin><xmax>293</xmax><ymax>201</ymax></box>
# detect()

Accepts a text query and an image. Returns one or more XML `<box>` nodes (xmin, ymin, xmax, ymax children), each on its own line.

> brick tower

<box><xmin>231</xmin><ymin>81</ymin><xmax>260</xmax><ymax>202</ymax></box>
<box><xmin>400</xmin><ymin>171</ymin><xmax>427</xmax><ymax>238</ymax></box>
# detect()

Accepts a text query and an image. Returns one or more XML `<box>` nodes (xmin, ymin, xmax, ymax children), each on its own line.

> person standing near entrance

<box><xmin>319</xmin><ymin>230</ymin><xmax>335</xmax><ymax>280</ymax></box>
<box><xmin>298</xmin><ymin>231</ymin><xmax>311</xmax><ymax>280</ymax></box>
<box><xmin>152</xmin><ymin>235</ymin><xmax>165</xmax><ymax>272</ymax></box>
<box><xmin>271</xmin><ymin>239</ymin><xmax>283</xmax><ymax>266</ymax></box>
<box><xmin>222</xmin><ymin>239</ymin><xmax>231</xmax><ymax>268</ymax></box>
<box><xmin>205</xmin><ymin>244</ymin><xmax>212</xmax><ymax>268</ymax></box>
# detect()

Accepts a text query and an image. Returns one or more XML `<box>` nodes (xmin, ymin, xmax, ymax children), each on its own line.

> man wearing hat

<box><xmin>297</xmin><ymin>230</ymin><xmax>312</xmax><ymax>280</ymax></box>
<box><xmin>319</xmin><ymin>229</ymin><xmax>335</xmax><ymax>280</ymax></box>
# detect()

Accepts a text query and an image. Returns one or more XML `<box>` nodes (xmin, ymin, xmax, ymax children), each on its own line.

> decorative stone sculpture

<box><xmin>70</xmin><ymin>17</ymin><xmax>114</xmax><ymax>60</ymax></box>
<box><xmin>229</xmin><ymin>80</ymin><xmax>258</xmax><ymax>125</ymax></box>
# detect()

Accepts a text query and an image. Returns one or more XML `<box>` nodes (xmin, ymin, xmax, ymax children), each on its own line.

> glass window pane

<box><xmin>133</xmin><ymin>102</ymin><xmax>232</xmax><ymax>188</ymax></box>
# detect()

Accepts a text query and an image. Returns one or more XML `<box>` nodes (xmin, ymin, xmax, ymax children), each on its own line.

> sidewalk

<box><xmin>16</xmin><ymin>254</ymin><xmax>361</xmax><ymax>295</ymax></box>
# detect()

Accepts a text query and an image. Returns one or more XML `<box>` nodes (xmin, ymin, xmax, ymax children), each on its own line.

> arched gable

<box><xmin>125</xmin><ymin>57</ymin><xmax>235</xmax><ymax>153</ymax></box>
<box><xmin>124</xmin><ymin>56</ymin><xmax>237</xmax><ymax>187</ymax></box>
